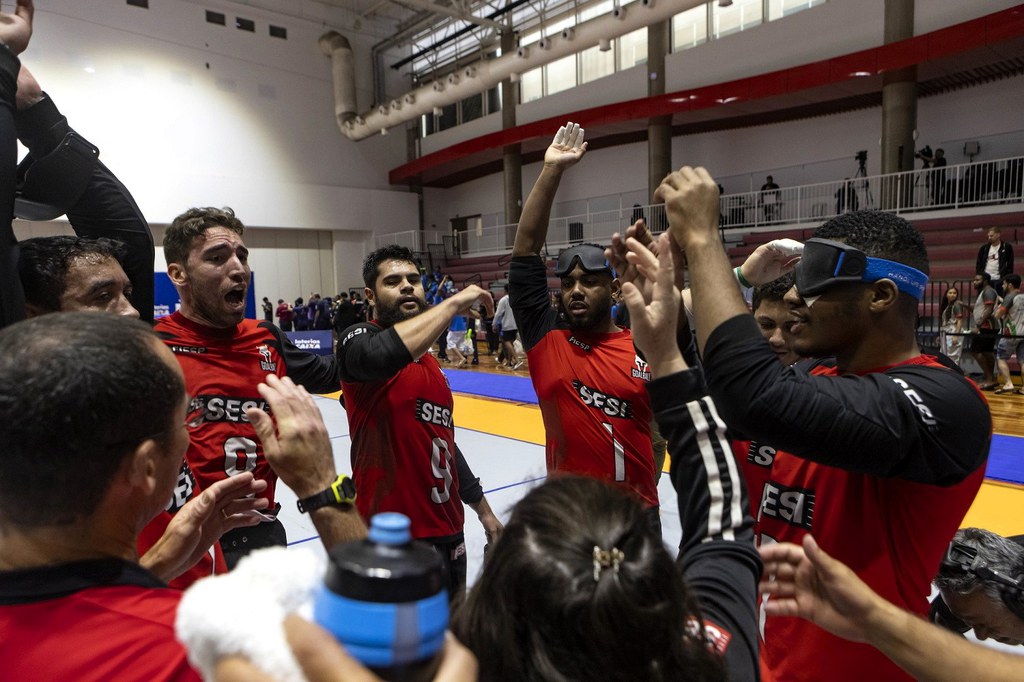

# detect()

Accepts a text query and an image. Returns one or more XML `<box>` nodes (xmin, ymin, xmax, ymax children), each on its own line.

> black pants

<box><xmin>428</xmin><ymin>533</ymin><xmax>467</xmax><ymax>604</ymax></box>
<box><xmin>221</xmin><ymin>512</ymin><xmax>287</xmax><ymax>569</ymax></box>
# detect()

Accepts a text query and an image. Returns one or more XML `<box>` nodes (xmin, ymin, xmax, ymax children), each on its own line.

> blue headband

<box><xmin>862</xmin><ymin>257</ymin><xmax>928</xmax><ymax>300</ymax></box>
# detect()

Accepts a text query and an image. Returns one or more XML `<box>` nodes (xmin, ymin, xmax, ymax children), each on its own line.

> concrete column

<box><xmin>501</xmin><ymin>29</ymin><xmax>523</xmax><ymax>244</ymax></box>
<box><xmin>647</xmin><ymin>21</ymin><xmax>672</xmax><ymax>207</ymax></box>
<box><xmin>880</xmin><ymin>0</ymin><xmax>917</xmax><ymax>209</ymax></box>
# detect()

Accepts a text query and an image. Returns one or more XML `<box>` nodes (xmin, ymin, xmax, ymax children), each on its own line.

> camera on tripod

<box><xmin>854</xmin><ymin>150</ymin><xmax>868</xmax><ymax>165</ymax></box>
<box><xmin>915</xmin><ymin>145</ymin><xmax>933</xmax><ymax>160</ymax></box>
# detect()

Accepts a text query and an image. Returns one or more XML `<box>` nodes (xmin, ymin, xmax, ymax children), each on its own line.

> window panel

<box><xmin>768</xmin><ymin>0</ymin><xmax>826</xmax><ymax>21</ymax></box>
<box><xmin>580</xmin><ymin>44</ymin><xmax>615</xmax><ymax>84</ymax></box>
<box><xmin>713</xmin><ymin>0</ymin><xmax>763</xmax><ymax>39</ymax></box>
<box><xmin>461</xmin><ymin>93</ymin><xmax>482</xmax><ymax>123</ymax></box>
<box><xmin>521</xmin><ymin>67</ymin><xmax>543</xmax><ymax>103</ymax></box>
<box><xmin>617</xmin><ymin>27</ymin><xmax>648</xmax><ymax>70</ymax></box>
<box><xmin>546</xmin><ymin>54</ymin><xmax>577</xmax><ymax>95</ymax></box>
<box><xmin>672</xmin><ymin>4</ymin><xmax>708</xmax><ymax>52</ymax></box>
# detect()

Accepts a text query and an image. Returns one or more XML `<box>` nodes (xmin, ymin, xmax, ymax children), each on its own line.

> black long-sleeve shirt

<box><xmin>648</xmin><ymin>368</ymin><xmax>760</xmax><ymax>681</ymax></box>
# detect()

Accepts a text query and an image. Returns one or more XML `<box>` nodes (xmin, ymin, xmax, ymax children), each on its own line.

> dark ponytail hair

<box><xmin>452</xmin><ymin>476</ymin><xmax>726</xmax><ymax>681</ymax></box>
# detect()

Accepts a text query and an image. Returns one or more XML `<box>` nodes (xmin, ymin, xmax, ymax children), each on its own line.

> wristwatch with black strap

<box><xmin>296</xmin><ymin>474</ymin><xmax>356</xmax><ymax>513</ymax></box>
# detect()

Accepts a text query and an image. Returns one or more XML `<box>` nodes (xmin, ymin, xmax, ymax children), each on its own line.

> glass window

<box><xmin>521</xmin><ymin>67</ymin><xmax>543</xmax><ymax>103</ymax></box>
<box><xmin>486</xmin><ymin>86</ymin><xmax>501</xmax><ymax>115</ymax></box>
<box><xmin>579</xmin><ymin>0</ymin><xmax>614</xmax><ymax>22</ymax></box>
<box><xmin>546</xmin><ymin>54</ymin><xmax>577</xmax><ymax>95</ymax></box>
<box><xmin>768</xmin><ymin>0</ymin><xmax>826</xmax><ymax>21</ymax></box>
<box><xmin>672</xmin><ymin>4</ymin><xmax>708</xmax><ymax>52</ymax></box>
<box><xmin>437</xmin><ymin>102</ymin><xmax>457</xmax><ymax>131</ymax></box>
<box><xmin>618</xmin><ymin>27</ymin><xmax>647</xmax><ymax>70</ymax></box>
<box><xmin>713</xmin><ymin>0</ymin><xmax>763</xmax><ymax>39</ymax></box>
<box><xmin>460</xmin><ymin>93</ymin><xmax>482</xmax><ymax>123</ymax></box>
<box><xmin>580</xmin><ymin>44</ymin><xmax>615</xmax><ymax>84</ymax></box>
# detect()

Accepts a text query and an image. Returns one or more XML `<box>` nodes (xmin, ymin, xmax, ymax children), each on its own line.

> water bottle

<box><xmin>314</xmin><ymin>513</ymin><xmax>448</xmax><ymax>681</ymax></box>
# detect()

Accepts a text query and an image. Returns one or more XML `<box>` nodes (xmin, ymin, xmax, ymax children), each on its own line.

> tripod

<box><xmin>854</xmin><ymin>160</ymin><xmax>874</xmax><ymax>209</ymax></box>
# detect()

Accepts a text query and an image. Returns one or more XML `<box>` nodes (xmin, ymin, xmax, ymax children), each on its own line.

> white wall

<box><xmin>19</xmin><ymin>0</ymin><xmax>423</xmax><ymax>300</ymax></box>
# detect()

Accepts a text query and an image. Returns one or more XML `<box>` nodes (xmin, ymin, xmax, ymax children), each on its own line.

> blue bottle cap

<box><xmin>368</xmin><ymin>512</ymin><xmax>412</xmax><ymax>546</ymax></box>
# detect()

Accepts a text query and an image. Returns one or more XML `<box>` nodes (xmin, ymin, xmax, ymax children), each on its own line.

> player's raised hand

<box><xmin>621</xmin><ymin>232</ymin><xmax>686</xmax><ymax>378</ymax></box>
<box><xmin>607</xmin><ymin>220</ymin><xmax>657</xmax><ymax>300</ymax></box>
<box><xmin>654</xmin><ymin>166</ymin><xmax>721</xmax><ymax>250</ymax></box>
<box><xmin>544</xmin><ymin>121</ymin><xmax>588</xmax><ymax>169</ymax></box>
<box><xmin>451</xmin><ymin>284</ymin><xmax>494</xmax><ymax>318</ymax></box>
<box><xmin>248</xmin><ymin>375</ymin><xmax>336</xmax><ymax>499</ymax></box>
<box><xmin>0</xmin><ymin>0</ymin><xmax>33</xmax><ymax>56</ymax></box>
<box><xmin>741</xmin><ymin>238</ymin><xmax>803</xmax><ymax>286</ymax></box>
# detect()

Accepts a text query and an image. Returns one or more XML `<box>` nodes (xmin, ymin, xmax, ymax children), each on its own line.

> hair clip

<box><xmin>593</xmin><ymin>545</ymin><xmax>625</xmax><ymax>582</ymax></box>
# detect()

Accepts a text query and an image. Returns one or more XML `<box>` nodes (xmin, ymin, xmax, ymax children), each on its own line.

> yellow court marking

<box><xmin>453</xmin><ymin>394</ymin><xmax>546</xmax><ymax>446</ymax></box>
<box><xmin>961</xmin><ymin>481</ymin><xmax>1024</xmax><ymax>537</ymax></box>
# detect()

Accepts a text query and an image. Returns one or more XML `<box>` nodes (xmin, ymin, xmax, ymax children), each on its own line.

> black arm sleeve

<box><xmin>647</xmin><ymin>369</ymin><xmax>760</xmax><ymax>681</ymax></box>
<box><xmin>15</xmin><ymin>95</ymin><xmax>156</xmax><ymax>322</ymax></box>
<box><xmin>453</xmin><ymin>443</ymin><xmax>483</xmax><ymax>505</ymax></box>
<box><xmin>508</xmin><ymin>256</ymin><xmax>560</xmax><ymax>351</ymax></box>
<box><xmin>0</xmin><ymin>46</ymin><xmax>23</xmax><ymax>328</ymax></box>
<box><xmin>335</xmin><ymin>322</ymin><xmax>414</xmax><ymax>384</ymax></box>
<box><xmin>261</xmin><ymin>322</ymin><xmax>341</xmax><ymax>394</ymax></box>
<box><xmin>702</xmin><ymin>315</ymin><xmax>990</xmax><ymax>485</ymax></box>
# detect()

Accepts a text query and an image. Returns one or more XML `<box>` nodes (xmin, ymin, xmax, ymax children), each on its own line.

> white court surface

<box><xmin>276</xmin><ymin>393</ymin><xmax>683</xmax><ymax>586</ymax></box>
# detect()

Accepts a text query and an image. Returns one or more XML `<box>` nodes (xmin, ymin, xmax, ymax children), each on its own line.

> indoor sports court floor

<box><xmin>277</xmin><ymin>355</ymin><xmax>1024</xmax><ymax>593</ymax></box>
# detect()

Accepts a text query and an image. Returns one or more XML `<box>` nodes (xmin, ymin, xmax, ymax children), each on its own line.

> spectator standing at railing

<box><xmin>918</xmin><ymin>147</ymin><xmax>947</xmax><ymax>205</ymax></box>
<box><xmin>835</xmin><ymin>178</ymin><xmax>859</xmax><ymax>214</ymax></box>
<box><xmin>759</xmin><ymin>175</ymin><xmax>780</xmax><ymax>221</ymax></box>
<box><xmin>976</xmin><ymin>226</ymin><xmax>1014</xmax><ymax>296</ymax></box>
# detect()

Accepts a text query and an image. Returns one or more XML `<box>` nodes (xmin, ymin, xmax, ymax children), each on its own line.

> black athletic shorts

<box><xmin>501</xmin><ymin>329</ymin><xmax>518</xmax><ymax>343</ymax></box>
<box><xmin>968</xmin><ymin>328</ymin><xmax>998</xmax><ymax>353</ymax></box>
<box><xmin>427</xmin><ymin>532</ymin><xmax>467</xmax><ymax>603</ymax></box>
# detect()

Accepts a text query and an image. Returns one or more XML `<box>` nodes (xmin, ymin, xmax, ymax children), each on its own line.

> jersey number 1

<box><xmin>602</xmin><ymin>423</ymin><xmax>625</xmax><ymax>481</ymax></box>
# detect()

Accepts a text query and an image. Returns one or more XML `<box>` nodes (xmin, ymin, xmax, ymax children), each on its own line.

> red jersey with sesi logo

<box><xmin>154</xmin><ymin>312</ymin><xmax>285</xmax><ymax>508</ymax></box>
<box><xmin>342</xmin><ymin>353</ymin><xmax>465</xmax><ymax>540</ymax></box>
<box><xmin>525</xmin><ymin>328</ymin><xmax>658</xmax><ymax>508</ymax></box>
<box><xmin>739</xmin><ymin>356</ymin><xmax>987</xmax><ymax>682</ymax></box>
<box><xmin>136</xmin><ymin>461</ymin><xmax>227</xmax><ymax>589</ymax></box>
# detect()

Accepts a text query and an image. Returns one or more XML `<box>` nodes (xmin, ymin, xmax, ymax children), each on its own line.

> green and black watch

<box><xmin>296</xmin><ymin>474</ymin><xmax>356</xmax><ymax>513</ymax></box>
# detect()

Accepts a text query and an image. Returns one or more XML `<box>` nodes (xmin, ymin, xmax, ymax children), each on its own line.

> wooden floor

<box><xmin>986</xmin><ymin>390</ymin><xmax>1024</xmax><ymax>437</ymax></box>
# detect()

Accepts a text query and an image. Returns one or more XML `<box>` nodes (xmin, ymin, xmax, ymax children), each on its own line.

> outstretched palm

<box><xmin>544</xmin><ymin>121</ymin><xmax>588</xmax><ymax>168</ymax></box>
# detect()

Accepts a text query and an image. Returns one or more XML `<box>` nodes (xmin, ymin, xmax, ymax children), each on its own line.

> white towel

<box><xmin>175</xmin><ymin>546</ymin><xmax>324</xmax><ymax>681</ymax></box>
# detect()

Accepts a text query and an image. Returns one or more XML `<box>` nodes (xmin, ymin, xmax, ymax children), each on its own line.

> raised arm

<box><xmin>512</xmin><ymin>122</ymin><xmax>587</xmax><ymax>257</ymax></box>
<box><xmin>393</xmin><ymin>285</ymin><xmax>492</xmax><ymax>362</ymax></box>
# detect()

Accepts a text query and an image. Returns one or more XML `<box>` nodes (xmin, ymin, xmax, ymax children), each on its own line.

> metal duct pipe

<box><xmin>319</xmin><ymin>31</ymin><xmax>359</xmax><ymax>132</ymax></box>
<box><xmin>322</xmin><ymin>0</ymin><xmax>703</xmax><ymax>141</ymax></box>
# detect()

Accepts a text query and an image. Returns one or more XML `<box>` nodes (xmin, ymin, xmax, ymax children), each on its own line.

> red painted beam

<box><xmin>390</xmin><ymin>5</ymin><xmax>1024</xmax><ymax>185</ymax></box>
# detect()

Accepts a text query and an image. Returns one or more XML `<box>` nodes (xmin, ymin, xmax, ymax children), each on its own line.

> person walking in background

<box><xmin>261</xmin><ymin>296</ymin><xmax>272</xmax><ymax>322</ymax></box>
<box><xmin>759</xmin><ymin>175</ymin><xmax>780</xmax><ymax>221</ymax></box>
<box><xmin>275</xmin><ymin>298</ymin><xmax>292</xmax><ymax>331</ymax></box>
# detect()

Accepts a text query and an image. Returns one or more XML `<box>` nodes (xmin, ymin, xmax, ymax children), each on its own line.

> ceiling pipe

<box><xmin>319</xmin><ymin>32</ymin><xmax>359</xmax><ymax>129</ymax></box>
<box><xmin>322</xmin><ymin>0</ymin><xmax>705</xmax><ymax>141</ymax></box>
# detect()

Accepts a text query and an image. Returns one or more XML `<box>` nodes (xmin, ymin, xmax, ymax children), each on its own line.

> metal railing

<box><xmin>375</xmin><ymin>155</ymin><xmax>1024</xmax><ymax>257</ymax></box>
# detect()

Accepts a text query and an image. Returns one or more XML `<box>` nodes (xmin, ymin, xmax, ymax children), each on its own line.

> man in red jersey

<box><xmin>156</xmin><ymin>207</ymin><xmax>341</xmax><ymax>567</ymax></box>
<box><xmin>510</xmin><ymin>122</ymin><xmax>665</xmax><ymax>532</ymax></box>
<box><xmin>656</xmin><ymin>165</ymin><xmax>990</xmax><ymax>682</ymax></box>
<box><xmin>0</xmin><ymin>313</ymin><xmax>210</xmax><ymax>681</ymax></box>
<box><xmin>337</xmin><ymin>245</ymin><xmax>502</xmax><ymax>600</ymax></box>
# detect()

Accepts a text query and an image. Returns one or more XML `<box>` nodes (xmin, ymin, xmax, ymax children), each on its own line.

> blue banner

<box><xmin>286</xmin><ymin>330</ymin><xmax>334</xmax><ymax>356</ymax></box>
